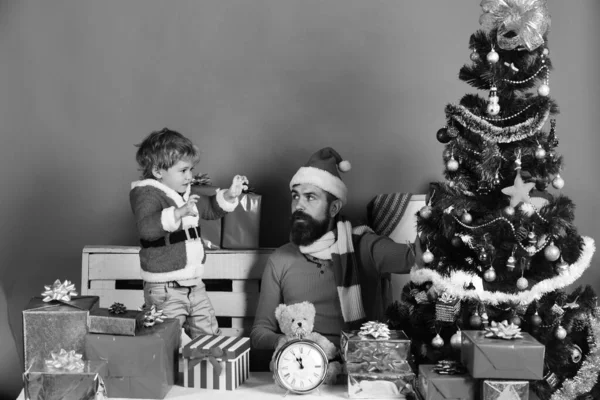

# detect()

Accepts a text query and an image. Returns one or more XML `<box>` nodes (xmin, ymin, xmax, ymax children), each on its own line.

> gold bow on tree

<box><xmin>480</xmin><ymin>0</ymin><xmax>551</xmax><ymax>51</ymax></box>
<box><xmin>41</xmin><ymin>280</ymin><xmax>78</xmax><ymax>302</ymax></box>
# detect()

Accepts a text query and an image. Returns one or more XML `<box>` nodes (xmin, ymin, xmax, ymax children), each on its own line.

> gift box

<box><xmin>23</xmin><ymin>295</ymin><xmax>99</xmax><ymax>371</ymax></box>
<box><xmin>482</xmin><ymin>380</ymin><xmax>529</xmax><ymax>400</ymax></box>
<box><xmin>23</xmin><ymin>355</ymin><xmax>107</xmax><ymax>400</ymax></box>
<box><xmin>84</xmin><ymin>318</ymin><xmax>180</xmax><ymax>399</ymax></box>
<box><xmin>192</xmin><ymin>184</ymin><xmax>223</xmax><ymax>248</ymax></box>
<box><xmin>88</xmin><ymin>307</ymin><xmax>144</xmax><ymax>336</ymax></box>
<box><xmin>221</xmin><ymin>192</ymin><xmax>261</xmax><ymax>249</ymax></box>
<box><xmin>435</xmin><ymin>293</ymin><xmax>461</xmax><ymax>323</ymax></box>
<box><xmin>182</xmin><ymin>334</ymin><xmax>250</xmax><ymax>390</ymax></box>
<box><xmin>348</xmin><ymin>370</ymin><xmax>416</xmax><ymax>399</ymax></box>
<box><xmin>417</xmin><ymin>364</ymin><xmax>477</xmax><ymax>400</ymax></box>
<box><xmin>341</xmin><ymin>328</ymin><xmax>411</xmax><ymax>367</ymax></box>
<box><xmin>461</xmin><ymin>330</ymin><xmax>545</xmax><ymax>380</ymax></box>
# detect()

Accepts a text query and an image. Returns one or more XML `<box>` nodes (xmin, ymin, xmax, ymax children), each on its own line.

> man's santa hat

<box><xmin>289</xmin><ymin>147</ymin><xmax>351</xmax><ymax>205</ymax></box>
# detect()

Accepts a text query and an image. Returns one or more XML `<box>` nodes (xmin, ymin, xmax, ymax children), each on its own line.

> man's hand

<box><xmin>223</xmin><ymin>175</ymin><xmax>249</xmax><ymax>203</ymax></box>
<box><xmin>175</xmin><ymin>194</ymin><xmax>199</xmax><ymax>219</ymax></box>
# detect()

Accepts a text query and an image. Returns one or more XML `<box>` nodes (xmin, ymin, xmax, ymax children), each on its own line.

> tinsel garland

<box><xmin>410</xmin><ymin>236</ymin><xmax>594</xmax><ymax>306</ymax></box>
<box><xmin>446</xmin><ymin>104</ymin><xmax>550</xmax><ymax>143</ymax></box>
<box><xmin>549</xmin><ymin>315</ymin><xmax>600</xmax><ymax>400</ymax></box>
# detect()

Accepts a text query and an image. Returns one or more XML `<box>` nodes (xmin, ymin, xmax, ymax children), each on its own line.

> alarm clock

<box><xmin>273</xmin><ymin>338</ymin><xmax>329</xmax><ymax>394</ymax></box>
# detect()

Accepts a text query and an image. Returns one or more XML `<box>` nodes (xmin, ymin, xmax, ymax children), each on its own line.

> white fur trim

<box><xmin>290</xmin><ymin>166</ymin><xmax>348</xmax><ymax>205</ymax></box>
<box><xmin>215</xmin><ymin>189</ymin><xmax>239</xmax><ymax>212</ymax></box>
<box><xmin>409</xmin><ymin>236</ymin><xmax>595</xmax><ymax>306</ymax></box>
<box><xmin>161</xmin><ymin>207</ymin><xmax>180</xmax><ymax>232</ymax></box>
<box><xmin>139</xmin><ymin>240</ymin><xmax>205</xmax><ymax>282</ymax></box>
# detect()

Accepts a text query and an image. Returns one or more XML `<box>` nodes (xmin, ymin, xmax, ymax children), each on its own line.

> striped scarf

<box><xmin>299</xmin><ymin>219</ymin><xmax>372</xmax><ymax>323</ymax></box>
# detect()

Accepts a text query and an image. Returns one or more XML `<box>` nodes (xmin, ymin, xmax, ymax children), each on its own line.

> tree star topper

<box><xmin>502</xmin><ymin>169</ymin><xmax>535</xmax><ymax>208</ymax></box>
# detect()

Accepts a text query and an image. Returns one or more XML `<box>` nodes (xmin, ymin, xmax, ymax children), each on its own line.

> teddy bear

<box><xmin>272</xmin><ymin>301</ymin><xmax>343</xmax><ymax>385</ymax></box>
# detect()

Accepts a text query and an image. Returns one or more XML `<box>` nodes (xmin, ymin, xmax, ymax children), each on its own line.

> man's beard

<box><xmin>290</xmin><ymin>210</ymin><xmax>332</xmax><ymax>246</ymax></box>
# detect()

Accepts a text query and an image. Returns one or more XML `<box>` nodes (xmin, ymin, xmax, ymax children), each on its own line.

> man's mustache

<box><xmin>291</xmin><ymin>210</ymin><xmax>311</xmax><ymax>221</ymax></box>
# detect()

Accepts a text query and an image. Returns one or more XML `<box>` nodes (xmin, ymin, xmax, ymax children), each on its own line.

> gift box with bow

<box><xmin>88</xmin><ymin>303</ymin><xmax>145</xmax><ymax>336</ymax></box>
<box><xmin>342</xmin><ymin>322</ymin><xmax>412</xmax><ymax>370</ymax></box>
<box><xmin>461</xmin><ymin>329</ymin><xmax>545</xmax><ymax>380</ymax></box>
<box><xmin>417</xmin><ymin>363</ymin><xmax>477</xmax><ymax>400</ymax></box>
<box><xmin>23</xmin><ymin>351</ymin><xmax>108</xmax><ymax>400</ymax></box>
<box><xmin>84</xmin><ymin>318</ymin><xmax>180</xmax><ymax>399</ymax></box>
<box><xmin>22</xmin><ymin>280</ymin><xmax>100</xmax><ymax>371</ymax></box>
<box><xmin>182</xmin><ymin>334</ymin><xmax>251</xmax><ymax>391</ymax></box>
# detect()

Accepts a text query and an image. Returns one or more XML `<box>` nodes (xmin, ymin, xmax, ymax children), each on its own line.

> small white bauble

<box><xmin>487</xmin><ymin>102</ymin><xmax>500</xmax><ymax>116</ymax></box>
<box><xmin>544</xmin><ymin>242</ymin><xmax>561</xmax><ymax>262</ymax></box>
<box><xmin>446</xmin><ymin>158</ymin><xmax>459</xmax><ymax>172</ymax></box>
<box><xmin>450</xmin><ymin>331</ymin><xmax>462</xmax><ymax>350</ymax></box>
<box><xmin>422</xmin><ymin>249</ymin><xmax>435</xmax><ymax>264</ymax></box>
<box><xmin>484</xmin><ymin>267</ymin><xmax>497</xmax><ymax>282</ymax></box>
<box><xmin>538</xmin><ymin>84</ymin><xmax>550</xmax><ymax>97</ymax></box>
<box><xmin>431</xmin><ymin>334</ymin><xmax>445</xmax><ymax>348</ymax></box>
<box><xmin>487</xmin><ymin>50</ymin><xmax>499</xmax><ymax>63</ymax></box>
<box><xmin>552</xmin><ymin>175</ymin><xmax>565</xmax><ymax>189</ymax></box>
<box><xmin>419</xmin><ymin>205</ymin><xmax>433</xmax><ymax>219</ymax></box>
<box><xmin>555</xmin><ymin>326</ymin><xmax>567</xmax><ymax>340</ymax></box>
<box><xmin>517</xmin><ymin>277</ymin><xmax>529</xmax><ymax>290</ymax></box>
<box><xmin>535</xmin><ymin>146</ymin><xmax>547</xmax><ymax>160</ymax></box>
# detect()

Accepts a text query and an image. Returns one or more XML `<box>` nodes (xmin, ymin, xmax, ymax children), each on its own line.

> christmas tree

<box><xmin>386</xmin><ymin>1</ymin><xmax>599</xmax><ymax>399</ymax></box>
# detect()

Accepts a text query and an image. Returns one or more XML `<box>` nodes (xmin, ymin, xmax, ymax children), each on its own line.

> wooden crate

<box><xmin>81</xmin><ymin>246</ymin><xmax>275</xmax><ymax>337</ymax></box>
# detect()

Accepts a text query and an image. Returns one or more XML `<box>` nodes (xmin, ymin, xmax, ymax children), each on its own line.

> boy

<box><xmin>130</xmin><ymin>127</ymin><xmax>248</xmax><ymax>338</ymax></box>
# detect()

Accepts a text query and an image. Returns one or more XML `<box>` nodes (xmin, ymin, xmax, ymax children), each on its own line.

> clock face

<box><xmin>274</xmin><ymin>339</ymin><xmax>329</xmax><ymax>394</ymax></box>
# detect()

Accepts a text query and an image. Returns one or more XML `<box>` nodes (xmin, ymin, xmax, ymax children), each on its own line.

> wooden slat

<box><xmin>87</xmin><ymin>289</ymin><xmax>260</xmax><ymax>318</ymax></box>
<box><xmin>89</xmin><ymin>280</ymin><xmax>116</xmax><ymax>290</ymax></box>
<box><xmin>232</xmin><ymin>280</ymin><xmax>260</xmax><ymax>293</ymax></box>
<box><xmin>86</xmin><ymin>250</ymin><xmax>273</xmax><ymax>281</ymax></box>
<box><xmin>231</xmin><ymin>317</ymin><xmax>254</xmax><ymax>330</ymax></box>
<box><xmin>81</xmin><ymin>251</ymin><xmax>90</xmax><ymax>294</ymax></box>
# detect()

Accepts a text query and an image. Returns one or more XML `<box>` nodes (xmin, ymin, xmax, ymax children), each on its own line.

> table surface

<box><xmin>17</xmin><ymin>372</ymin><xmax>352</xmax><ymax>400</ymax></box>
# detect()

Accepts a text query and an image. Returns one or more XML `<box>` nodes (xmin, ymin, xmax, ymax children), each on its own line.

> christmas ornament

<box><xmin>510</xmin><ymin>315</ymin><xmax>522</xmax><ymax>326</ymax></box>
<box><xmin>431</xmin><ymin>334</ymin><xmax>445</xmax><ymax>348</ymax></box>
<box><xmin>538</xmin><ymin>83</ymin><xmax>550</xmax><ymax>97</ymax></box>
<box><xmin>446</xmin><ymin>157</ymin><xmax>459</xmax><ymax>172</ymax></box>
<box><xmin>461</xmin><ymin>212</ymin><xmax>473</xmax><ymax>224</ymax></box>
<box><xmin>476</xmin><ymin>180</ymin><xmax>492</xmax><ymax>195</ymax></box>
<box><xmin>484</xmin><ymin>266</ymin><xmax>497</xmax><ymax>282</ymax></box>
<box><xmin>544</xmin><ymin>241</ymin><xmax>561</xmax><ymax>262</ymax></box>
<box><xmin>570</xmin><ymin>344</ymin><xmax>583</xmax><ymax>363</ymax></box>
<box><xmin>516</xmin><ymin>276</ymin><xmax>529</xmax><ymax>290</ymax></box>
<box><xmin>487</xmin><ymin>85</ymin><xmax>500</xmax><ymax>115</ymax></box>
<box><xmin>484</xmin><ymin>320</ymin><xmax>524</xmax><ymax>340</ymax></box>
<box><xmin>504</xmin><ymin>61</ymin><xmax>519</xmax><ymax>72</ymax></box>
<box><xmin>479</xmin><ymin>249</ymin><xmax>489</xmax><ymax>263</ymax></box>
<box><xmin>436</xmin><ymin>127</ymin><xmax>451</xmax><ymax>144</ymax></box>
<box><xmin>422</xmin><ymin>248</ymin><xmax>435</xmax><ymax>264</ymax></box>
<box><xmin>506</xmin><ymin>255</ymin><xmax>516</xmax><ymax>271</ymax></box>
<box><xmin>450</xmin><ymin>331</ymin><xmax>462</xmax><ymax>350</ymax></box>
<box><xmin>501</xmin><ymin>169</ymin><xmax>535</xmax><ymax>208</ymax></box>
<box><xmin>470</xmin><ymin>49</ymin><xmax>480</xmax><ymax>62</ymax></box>
<box><xmin>503</xmin><ymin>205</ymin><xmax>515</xmax><ymax>217</ymax></box>
<box><xmin>555</xmin><ymin>325</ymin><xmax>567</xmax><ymax>340</ymax></box>
<box><xmin>530</xmin><ymin>311</ymin><xmax>542</xmax><ymax>327</ymax></box>
<box><xmin>481</xmin><ymin>312</ymin><xmax>490</xmax><ymax>327</ymax></box>
<box><xmin>552</xmin><ymin>174</ymin><xmax>565</xmax><ymax>189</ymax></box>
<box><xmin>419</xmin><ymin>205</ymin><xmax>433</xmax><ymax>219</ymax></box>
<box><xmin>548</xmin><ymin>120</ymin><xmax>559</xmax><ymax>147</ymax></box>
<box><xmin>492</xmin><ymin>173</ymin><xmax>501</xmax><ymax>186</ymax></box>
<box><xmin>486</xmin><ymin>47</ymin><xmax>499</xmax><ymax>64</ymax></box>
<box><xmin>479</xmin><ymin>0</ymin><xmax>551</xmax><ymax>51</ymax></box>
<box><xmin>447</xmin><ymin>124</ymin><xmax>459</xmax><ymax>138</ymax></box>
<box><xmin>451</xmin><ymin>236</ymin><xmax>462</xmax><ymax>247</ymax></box>
<box><xmin>555</xmin><ymin>257</ymin><xmax>569</xmax><ymax>274</ymax></box>
<box><xmin>470</xmin><ymin>312</ymin><xmax>482</xmax><ymax>328</ymax></box>
<box><xmin>535</xmin><ymin>144</ymin><xmax>547</xmax><ymax>160</ymax></box>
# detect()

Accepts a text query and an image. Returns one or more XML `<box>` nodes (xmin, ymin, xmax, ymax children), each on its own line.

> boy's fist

<box><xmin>175</xmin><ymin>194</ymin><xmax>199</xmax><ymax>220</ymax></box>
<box><xmin>224</xmin><ymin>175</ymin><xmax>249</xmax><ymax>202</ymax></box>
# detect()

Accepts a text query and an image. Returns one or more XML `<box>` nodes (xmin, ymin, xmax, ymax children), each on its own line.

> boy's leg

<box><xmin>187</xmin><ymin>281</ymin><xmax>221</xmax><ymax>338</ymax></box>
<box><xmin>143</xmin><ymin>281</ymin><xmax>187</xmax><ymax>331</ymax></box>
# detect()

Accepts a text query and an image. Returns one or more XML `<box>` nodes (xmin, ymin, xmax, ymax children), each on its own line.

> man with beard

<box><xmin>250</xmin><ymin>147</ymin><xmax>421</xmax><ymax>352</ymax></box>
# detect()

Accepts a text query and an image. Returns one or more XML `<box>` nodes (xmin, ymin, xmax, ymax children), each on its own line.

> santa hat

<box><xmin>289</xmin><ymin>147</ymin><xmax>351</xmax><ymax>205</ymax></box>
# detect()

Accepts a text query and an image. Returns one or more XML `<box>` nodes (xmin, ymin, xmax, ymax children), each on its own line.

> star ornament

<box><xmin>501</xmin><ymin>170</ymin><xmax>536</xmax><ymax>208</ymax></box>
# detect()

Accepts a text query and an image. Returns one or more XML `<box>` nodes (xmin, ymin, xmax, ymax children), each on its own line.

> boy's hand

<box><xmin>175</xmin><ymin>194</ymin><xmax>199</xmax><ymax>220</ymax></box>
<box><xmin>223</xmin><ymin>175</ymin><xmax>249</xmax><ymax>202</ymax></box>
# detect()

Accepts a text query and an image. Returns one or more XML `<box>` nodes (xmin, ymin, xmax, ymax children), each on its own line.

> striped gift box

<box><xmin>182</xmin><ymin>335</ymin><xmax>250</xmax><ymax>391</ymax></box>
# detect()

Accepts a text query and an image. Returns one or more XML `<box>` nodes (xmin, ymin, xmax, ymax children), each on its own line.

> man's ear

<box><xmin>329</xmin><ymin>198</ymin><xmax>343</xmax><ymax>218</ymax></box>
<box><xmin>151</xmin><ymin>166</ymin><xmax>162</xmax><ymax>180</ymax></box>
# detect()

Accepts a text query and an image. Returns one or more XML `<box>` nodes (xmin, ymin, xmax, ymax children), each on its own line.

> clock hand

<box><xmin>295</xmin><ymin>356</ymin><xmax>304</xmax><ymax>369</ymax></box>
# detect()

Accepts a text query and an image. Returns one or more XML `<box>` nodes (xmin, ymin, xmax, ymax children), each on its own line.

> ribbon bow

<box><xmin>438</xmin><ymin>292</ymin><xmax>457</xmax><ymax>304</ymax></box>
<box><xmin>433</xmin><ymin>360</ymin><xmax>467</xmax><ymax>375</ymax></box>
<box><xmin>480</xmin><ymin>0</ymin><xmax>551</xmax><ymax>51</ymax></box>
<box><xmin>41</xmin><ymin>280</ymin><xmax>78</xmax><ymax>302</ymax></box>
<box><xmin>190</xmin><ymin>346</ymin><xmax>225</xmax><ymax>376</ymax></box>
<box><xmin>45</xmin><ymin>349</ymin><xmax>85</xmax><ymax>371</ymax></box>
<box><xmin>108</xmin><ymin>302</ymin><xmax>127</xmax><ymax>314</ymax></box>
<box><xmin>139</xmin><ymin>304</ymin><xmax>165</xmax><ymax>327</ymax></box>
<box><xmin>191</xmin><ymin>173</ymin><xmax>212</xmax><ymax>186</ymax></box>
<box><xmin>358</xmin><ymin>321</ymin><xmax>391</xmax><ymax>340</ymax></box>
<box><xmin>484</xmin><ymin>320</ymin><xmax>524</xmax><ymax>340</ymax></box>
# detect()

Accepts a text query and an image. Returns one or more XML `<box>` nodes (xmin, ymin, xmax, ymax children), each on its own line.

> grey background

<box><xmin>1</xmin><ymin>1</ymin><xmax>598</xmax><ymax>397</ymax></box>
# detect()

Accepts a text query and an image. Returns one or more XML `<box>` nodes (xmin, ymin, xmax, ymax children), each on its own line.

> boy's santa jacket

<box><xmin>130</xmin><ymin>179</ymin><xmax>238</xmax><ymax>282</ymax></box>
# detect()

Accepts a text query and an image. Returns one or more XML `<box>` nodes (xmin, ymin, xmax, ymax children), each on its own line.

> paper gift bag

<box><xmin>221</xmin><ymin>192</ymin><xmax>261</xmax><ymax>249</ymax></box>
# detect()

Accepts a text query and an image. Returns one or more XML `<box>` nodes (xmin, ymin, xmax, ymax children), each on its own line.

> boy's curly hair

<box><xmin>135</xmin><ymin>128</ymin><xmax>200</xmax><ymax>179</ymax></box>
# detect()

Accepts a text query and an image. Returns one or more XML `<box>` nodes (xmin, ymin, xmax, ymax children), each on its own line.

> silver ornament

<box><xmin>431</xmin><ymin>334</ymin><xmax>445</xmax><ymax>348</ymax></box>
<box><xmin>419</xmin><ymin>205</ymin><xmax>433</xmax><ymax>219</ymax></box>
<box><xmin>544</xmin><ymin>242</ymin><xmax>561</xmax><ymax>262</ymax></box>
<box><xmin>517</xmin><ymin>277</ymin><xmax>529</xmax><ymax>290</ymax></box>
<box><xmin>552</xmin><ymin>174</ymin><xmax>565</xmax><ymax>189</ymax></box>
<box><xmin>555</xmin><ymin>325</ymin><xmax>567</xmax><ymax>340</ymax></box>
<box><xmin>422</xmin><ymin>249</ymin><xmax>435</xmax><ymax>264</ymax></box>
<box><xmin>484</xmin><ymin>267</ymin><xmax>497</xmax><ymax>282</ymax></box>
<box><xmin>487</xmin><ymin>50</ymin><xmax>499</xmax><ymax>63</ymax></box>
<box><xmin>450</xmin><ymin>331</ymin><xmax>462</xmax><ymax>350</ymax></box>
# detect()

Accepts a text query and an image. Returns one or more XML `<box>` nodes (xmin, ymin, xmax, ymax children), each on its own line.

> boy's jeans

<box><xmin>143</xmin><ymin>281</ymin><xmax>221</xmax><ymax>339</ymax></box>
